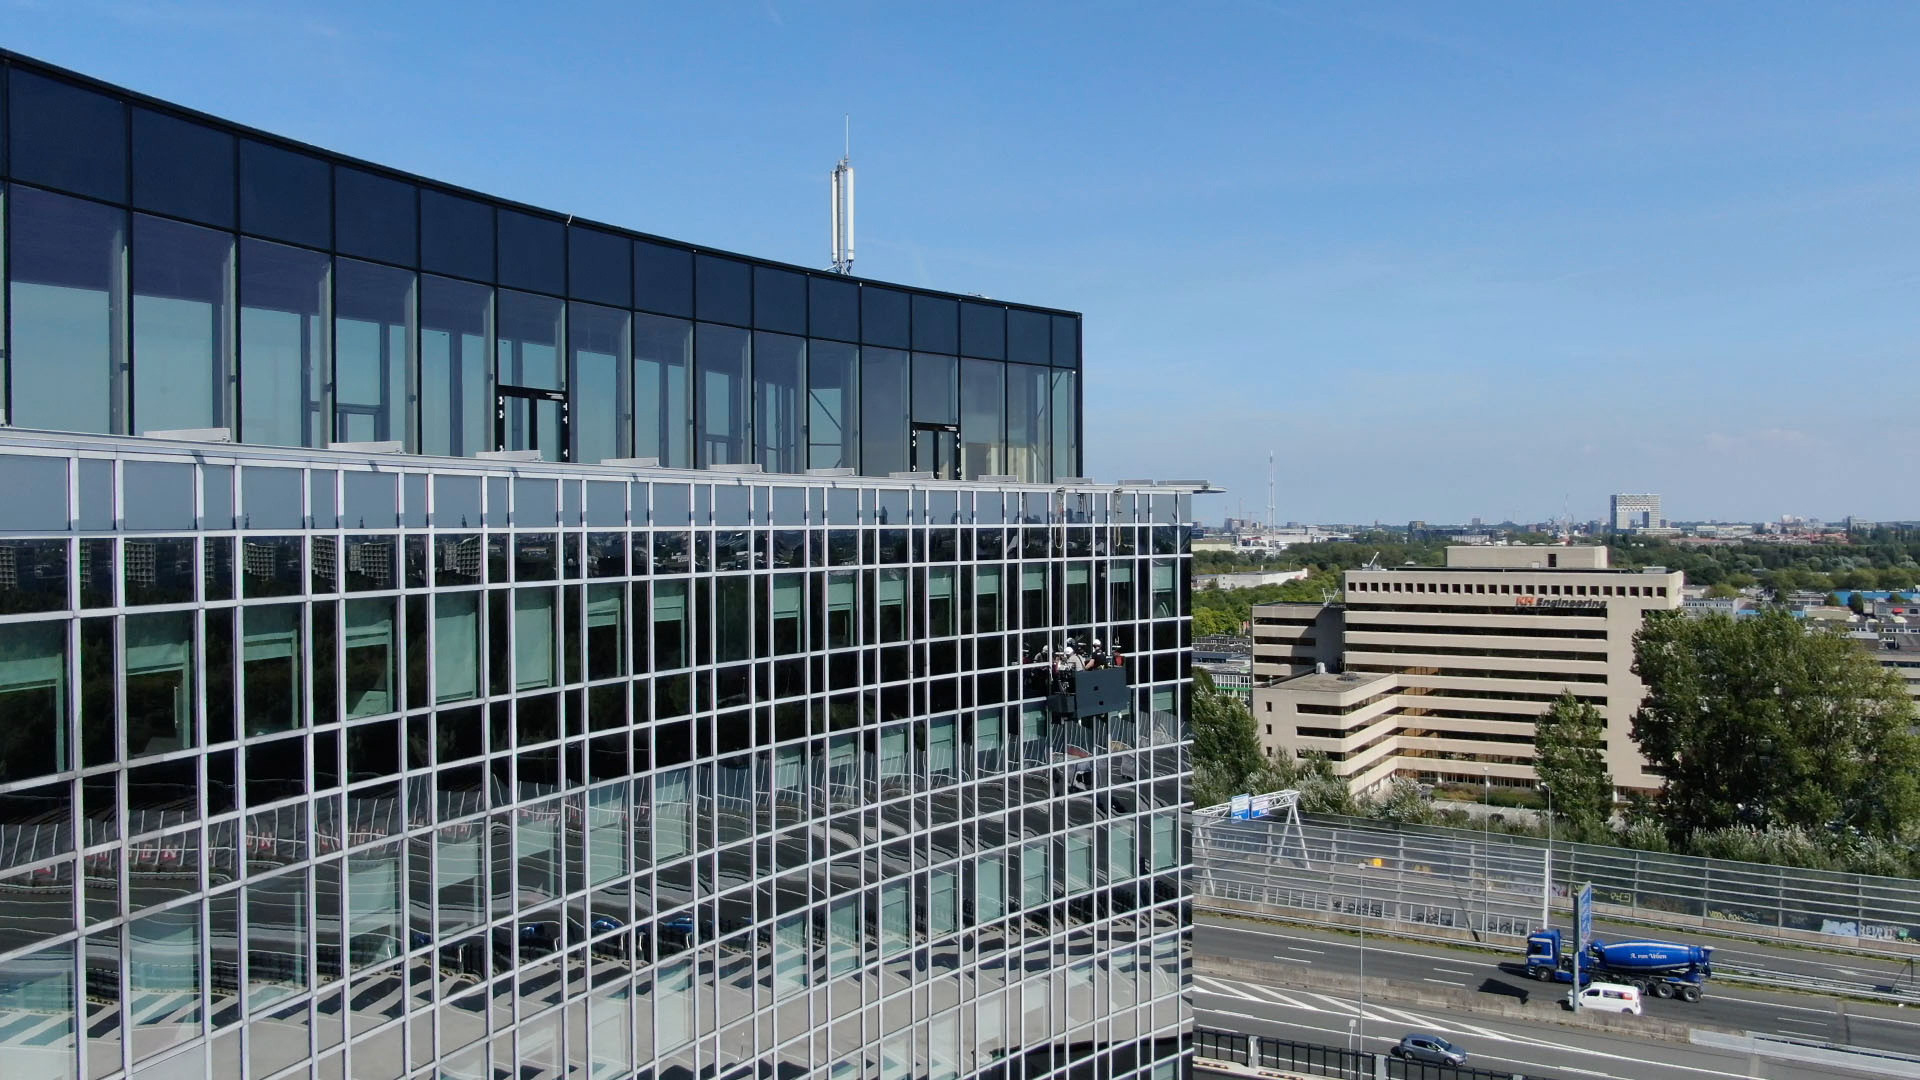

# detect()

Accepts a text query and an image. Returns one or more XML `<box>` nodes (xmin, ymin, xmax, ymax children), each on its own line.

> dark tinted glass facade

<box><xmin>0</xmin><ymin>52</ymin><xmax>1185</xmax><ymax>1080</ymax></box>
<box><xmin>0</xmin><ymin>53</ymin><xmax>1080</xmax><ymax>483</ymax></box>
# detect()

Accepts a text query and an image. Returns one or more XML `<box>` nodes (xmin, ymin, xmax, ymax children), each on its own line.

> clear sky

<box><xmin>11</xmin><ymin>2</ymin><xmax>1918</xmax><ymax>524</ymax></box>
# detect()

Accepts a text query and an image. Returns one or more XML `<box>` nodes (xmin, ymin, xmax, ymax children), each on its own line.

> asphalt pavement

<box><xmin>1196</xmin><ymin>914</ymin><xmax>1920</xmax><ymax>1058</ymax></box>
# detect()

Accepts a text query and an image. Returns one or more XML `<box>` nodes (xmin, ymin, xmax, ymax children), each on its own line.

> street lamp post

<box><xmin>1355</xmin><ymin>861</ymin><xmax>1368</xmax><ymax>1055</ymax></box>
<box><xmin>1482</xmin><ymin>766</ymin><xmax>1491</xmax><ymax>935</ymax></box>
<box><xmin>1541</xmin><ymin>781</ymin><xmax>1554</xmax><ymax>930</ymax></box>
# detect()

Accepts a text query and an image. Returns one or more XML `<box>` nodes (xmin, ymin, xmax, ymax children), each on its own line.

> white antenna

<box><xmin>1265</xmin><ymin>450</ymin><xmax>1276</xmax><ymax>529</ymax></box>
<box><xmin>830</xmin><ymin>117</ymin><xmax>855</xmax><ymax>275</ymax></box>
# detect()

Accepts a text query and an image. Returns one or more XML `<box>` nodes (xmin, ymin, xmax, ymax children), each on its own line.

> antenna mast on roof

<box><xmin>830</xmin><ymin>117</ymin><xmax>855</xmax><ymax>275</ymax></box>
<box><xmin>1265</xmin><ymin>450</ymin><xmax>1276</xmax><ymax>529</ymax></box>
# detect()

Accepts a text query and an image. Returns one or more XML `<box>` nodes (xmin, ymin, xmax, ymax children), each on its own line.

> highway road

<box><xmin>1192</xmin><ymin>982</ymin><xmax>1895</xmax><ymax>1080</ymax></box>
<box><xmin>1197</xmin><ymin>915</ymin><xmax>1920</xmax><ymax>1057</ymax></box>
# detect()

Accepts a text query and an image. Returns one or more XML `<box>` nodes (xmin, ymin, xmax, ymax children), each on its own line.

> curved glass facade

<box><xmin>0</xmin><ymin>50</ymin><xmax>1189</xmax><ymax>1080</ymax></box>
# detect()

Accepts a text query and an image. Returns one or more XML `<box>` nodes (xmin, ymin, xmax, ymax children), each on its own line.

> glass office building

<box><xmin>0</xmin><ymin>52</ymin><xmax>1193</xmax><ymax>1080</ymax></box>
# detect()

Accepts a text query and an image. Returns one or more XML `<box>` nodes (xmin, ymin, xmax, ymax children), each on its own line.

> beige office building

<box><xmin>1252</xmin><ymin>546</ymin><xmax>1682</xmax><ymax>796</ymax></box>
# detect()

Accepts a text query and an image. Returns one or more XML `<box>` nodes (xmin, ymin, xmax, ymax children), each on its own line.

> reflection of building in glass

<box><xmin>0</xmin><ymin>48</ymin><xmax>1192</xmax><ymax>1080</ymax></box>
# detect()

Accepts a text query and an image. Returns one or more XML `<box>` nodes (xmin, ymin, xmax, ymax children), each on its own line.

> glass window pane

<box><xmin>239</xmin><ymin>139</ymin><xmax>331</xmax><ymax>250</ymax></box>
<box><xmin>859</xmin><ymin>347</ymin><xmax>908</xmax><ymax>476</ymax></box>
<box><xmin>420</xmin><ymin>276</ymin><xmax>493</xmax><ymax>458</ymax></box>
<box><xmin>0</xmin><ymin>620</ymin><xmax>68</xmax><ymax>784</ymax></box>
<box><xmin>568</xmin><ymin>226</ymin><xmax>630</xmax><ymax>307</ymax></box>
<box><xmin>753</xmin><ymin>332</ymin><xmax>804</xmax><ymax>474</ymax></box>
<box><xmin>860</xmin><ymin>287</ymin><xmax>908</xmax><ymax>347</ymax></box>
<box><xmin>960</xmin><ymin>302</ymin><xmax>1005</xmax><ymax>360</ymax></box>
<box><xmin>911</xmin><ymin>352</ymin><xmax>957</xmax><ymax>426</ymax></box>
<box><xmin>247</xmin><ymin>874</ymin><xmax>308</xmax><ymax>1008</ymax></box>
<box><xmin>634</xmin><ymin>314</ymin><xmax>691</xmax><ymax>468</ymax></box>
<box><xmin>653</xmin><ymin>581</ymin><xmax>687</xmax><ymax>670</ymax></box>
<box><xmin>960</xmin><ymin>359</ymin><xmax>1005</xmax><ymax>480</ymax></box>
<box><xmin>694</xmin><ymin>323</ymin><xmax>749</xmax><ymax>467</ymax></box>
<box><xmin>694</xmin><ymin>255</ymin><xmax>750</xmax><ymax>326</ymax></box>
<box><xmin>752</xmin><ymin>267</ymin><xmax>805</xmax><ymax>334</ymax></box>
<box><xmin>7</xmin><ymin>186</ymin><xmax>127</xmax><ymax>436</ymax></box>
<box><xmin>910</xmin><ymin>295</ymin><xmax>958</xmax><ymax>354</ymax></box>
<box><xmin>334</xmin><ymin>167</ymin><xmax>417</xmax><ymax>267</ymax></box>
<box><xmin>344</xmin><ymin>598</ymin><xmax>396</xmax><ymax>718</ymax></box>
<box><xmin>129</xmin><ymin>906</ymin><xmax>201</xmax><ymax>1059</ymax></box>
<box><xmin>434</xmin><ymin>592</ymin><xmax>480</xmax><ymax>704</ymax></box>
<box><xmin>1051</xmin><ymin>369</ymin><xmax>1078</xmax><ymax>479</ymax></box>
<box><xmin>126</xmin><ymin>611</ymin><xmax>194</xmax><ymax>757</ymax></box>
<box><xmin>239</xmin><ymin>238</ymin><xmax>330</xmax><ymax>448</ymax></box>
<box><xmin>1007</xmin><ymin>309</ymin><xmax>1049</xmax><ymax>366</ymax></box>
<box><xmin>348</xmin><ymin>845</ymin><xmax>403</xmax><ymax>970</ymax></box>
<box><xmin>420</xmin><ymin>189</ymin><xmax>494</xmax><ymax>282</ymax></box>
<box><xmin>585</xmin><ymin>583</ymin><xmax>625</xmax><ymax>679</ymax></box>
<box><xmin>9</xmin><ymin>71</ymin><xmax>126</xmax><ymax>203</ymax></box>
<box><xmin>497</xmin><ymin>290</ymin><xmax>564</xmax><ymax>390</ymax></box>
<box><xmin>1005</xmin><ymin>363</ymin><xmax>1050</xmax><ymax>484</ymax></box>
<box><xmin>570</xmin><ymin>302</ymin><xmax>631</xmax><ymax>464</ymax></box>
<box><xmin>808</xmin><ymin>276</ymin><xmax>858</xmax><ymax>342</ymax></box>
<box><xmin>1052</xmin><ymin>315</ymin><xmax>1080</xmax><ymax>368</ymax></box>
<box><xmin>633</xmin><ymin>241</ymin><xmax>692</xmax><ymax>317</ymax></box>
<box><xmin>132</xmin><ymin>108</ymin><xmax>235</xmax><ymax>228</ymax></box>
<box><xmin>132</xmin><ymin>214</ymin><xmax>233</xmax><ymax>435</ymax></box>
<box><xmin>333</xmin><ymin>259</ymin><xmax>416</xmax><ymax>446</ymax></box>
<box><xmin>515</xmin><ymin>590</ymin><xmax>557</xmax><ymax>691</ymax></box>
<box><xmin>806</xmin><ymin>340</ymin><xmax>858</xmax><ymax>471</ymax></box>
<box><xmin>497</xmin><ymin>210</ymin><xmax>564</xmax><ymax>296</ymax></box>
<box><xmin>242</xmin><ymin>604</ymin><xmax>302</xmax><ymax>736</ymax></box>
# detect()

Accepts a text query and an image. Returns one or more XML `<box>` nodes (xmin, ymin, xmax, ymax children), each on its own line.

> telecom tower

<box><xmin>830</xmin><ymin>119</ymin><xmax>855</xmax><ymax>274</ymax></box>
<box><xmin>1266</xmin><ymin>450</ymin><xmax>1276</xmax><ymax>529</ymax></box>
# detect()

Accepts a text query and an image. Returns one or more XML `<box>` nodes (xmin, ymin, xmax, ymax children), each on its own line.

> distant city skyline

<box><xmin>4</xmin><ymin>4</ymin><xmax>1914</xmax><ymax>521</ymax></box>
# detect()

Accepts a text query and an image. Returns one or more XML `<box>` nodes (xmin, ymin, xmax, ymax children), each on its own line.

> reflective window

<box><xmin>585</xmin><ymin>583</ymin><xmax>625</xmax><ymax>679</ymax></box>
<box><xmin>333</xmin><ymin>259</ymin><xmax>416</xmax><ymax>446</ymax></box>
<box><xmin>960</xmin><ymin>359</ymin><xmax>1005</xmax><ymax>480</ymax></box>
<box><xmin>515</xmin><ymin>590</ymin><xmax>557</xmax><ymax>691</ymax></box>
<box><xmin>633</xmin><ymin>240</ymin><xmax>692</xmax><ymax>317</ymax></box>
<box><xmin>334</xmin><ymin>167</ymin><xmax>417</xmax><ymax>267</ymax></box>
<box><xmin>752</xmin><ymin>267</ymin><xmax>805</xmax><ymax>334</ymax></box>
<box><xmin>1052</xmin><ymin>369</ymin><xmax>1078</xmax><ymax>477</ymax></box>
<box><xmin>497</xmin><ymin>210</ymin><xmax>564</xmax><ymax>296</ymax></box>
<box><xmin>1007</xmin><ymin>309</ymin><xmax>1050</xmax><ymax>366</ymax></box>
<box><xmin>434</xmin><ymin>592</ymin><xmax>480</xmax><ymax>703</ymax></box>
<box><xmin>239</xmin><ymin>139</ymin><xmax>331</xmax><ymax>250</ymax></box>
<box><xmin>0</xmin><ymin>538</ymin><xmax>68</xmax><ymax>614</ymax></box>
<box><xmin>653</xmin><ymin>581</ymin><xmax>687</xmax><ymax>670</ymax></box>
<box><xmin>420</xmin><ymin>276</ymin><xmax>493</xmax><ymax>458</ymax></box>
<box><xmin>344</xmin><ymin>597</ymin><xmax>395</xmax><ymax>718</ymax></box>
<box><xmin>132</xmin><ymin>214</ymin><xmax>234</xmax><ymax>435</ymax></box>
<box><xmin>911</xmin><ymin>352</ymin><xmax>958</xmax><ymax>426</ymax></box>
<box><xmin>694</xmin><ymin>255</ymin><xmax>750</xmax><ymax>326</ymax></box>
<box><xmin>1006</xmin><ymin>362</ymin><xmax>1051</xmax><ymax>484</ymax></box>
<box><xmin>809</xmin><ymin>275</ymin><xmax>858</xmax><ymax>342</ymax></box>
<box><xmin>961</xmin><ymin>302</ymin><xmax>1005</xmax><ymax>360</ymax></box>
<box><xmin>9</xmin><ymin>71</ymin><xmax>126</xmax><ymax>203</ymax></box>
<box><xmin>239</xmin><ymin>239</ymin><xmax>329</xmax><ymax>447</ymax></box>
<box><xmin>0</xmin><ymin>621</ymin><xmax>67</xmax><ymax>783</ymax></box>
<box><xmin>129</xmin><ymin>905</ymin><xmax>201</xmax><ymax>1059</ymax></box>
<box><xmin>634</xmin><ymin>314</ymin><xmax>692</xmax><ymax>468</ymax></box>
<box><xmin>753</xmin><ymin>331</ymin><xmax>804</xmax><ymax>474</ymax></box>
<box><xmin>132</xmin><ymin>108</ymin><xmax>235</xmax><ymax>228</ymax></box>
<box><xmin>860</xmin><ymin>348</ymin><xmax>908</xmax><ymax>476</ymax></box>
<box><xmin>861</xmin><ymin>287</ymin><xmax>909</xmax><ymax>347</ymax></box>
<box><xmin>7</xmin><ymin>186</ymin><xmax>127</xmax><ymax>435</ymax></box>
<box><xmin>911</xmin><ymin>294</ymin><xmax>958</xmax><ymax>354</ymax></box>
<box><xmin>497</xmin><ymin>290</ymin><xmax>564</xmax><ymax>390</ymax></box>
<box><xmin>570</xmin><ymin>302</ymin><xmax>631</xmax><ymax>465</ymax></box>
<box><xmin>242</xmin><ymin>604</ymin><xmax>303</xmax><ymax>736</ymax></box>
<box><xmin>126</xmin><ymin>611</ymin><xmax>194</xmax><ymax>757</ymax></box>
<box><xmin>420</xmin><ymin>189</ymin><xmax>494</xmax><ymax>282</ymax></box>
<box><xmin>807</xmin><ymin>340</ymin><xmax>858</xmax><ymax>470</ymax></box>
<box><xmin>568</xmin><ymin>226</ymin><xmax>630</xmax><ymax>307</ymax></box>
<box><xmin>694</xmin><ymin>323</ymin><xmax>749</xmax><ymax>467</ymax></box>
<box><xmin>1052</xmin><ymin>314</ymin><xmax>1080</xmax><ymax>368</ymax></box>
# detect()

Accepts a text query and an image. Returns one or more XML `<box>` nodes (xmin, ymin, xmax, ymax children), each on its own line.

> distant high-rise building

<box><xmin>1610</xmin><ymin>493</ymin><xmax>1663</xmax><ymax>532</ymax></box>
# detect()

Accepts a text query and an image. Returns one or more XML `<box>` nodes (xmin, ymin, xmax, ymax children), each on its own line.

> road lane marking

<box><xmin>1193</xmin><ymin>977</ymin><xmax>1263</xmax><ymax>1001</ymax></box>
<box><xmin>1271</xmin><ymin>954</ymin><xmax>1311</xmax><ymax>964</ymax></box>
<box><xmin>1434</xmin><ymin>966</ymin><xmax>1478</xmax><ymax>975</ymax></box>
<box><xmin>1239</xmin><ymin>984</ymin><xmax>1316</xmax><ymax>1009</ymax></box>
<box><xmin>1423</xmin><ymin>978</ymin><xmax>1464</xmax><ymax>986</ymax></box>
<box><xmin>1286</xmin><ymin>946</ymin><xmax>1326</xmax><ymax>954</ymax></box>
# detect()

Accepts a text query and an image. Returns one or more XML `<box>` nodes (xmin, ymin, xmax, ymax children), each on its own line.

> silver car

<box><xmin>1392</xmin><ymin>1033</ymin><xmax>1468</xmax><ymax>1066</ymax></box>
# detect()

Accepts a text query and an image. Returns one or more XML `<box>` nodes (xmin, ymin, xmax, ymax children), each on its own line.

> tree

<box><xmin>1849</xmin><ymin>591</ymin><xmax>1869</xmax><ymax>616</ymax></box>
<box><xmin>1534</xmin><ymin>691</ymin><xmax>1614</xmax><ymax>839</ymax></box>
<box><xmin>1630</xmin><ymin>610</ymin><xmax>1920</xmax><ymax>843</ymax></box>
<box><xmin>1192</xmin><ymin>608</ymin><xmax>1242</xmax><ymax>638</ymax></box>
<box><xmin>1705</xmin><ymin>582</ymin><xmax>1740</xmax><ymax>599</ymax></box>
<box><xmin>1189</xmin><ymin>668</ymin><xmax>1269</xmax><ymax>808</ymax></box>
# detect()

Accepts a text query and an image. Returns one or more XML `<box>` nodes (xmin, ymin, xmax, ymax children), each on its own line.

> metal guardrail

<box><xmin>1195</xmin><ymin>1027</ymin><xmax>1554</xmax><ymax>1080</ymax></box>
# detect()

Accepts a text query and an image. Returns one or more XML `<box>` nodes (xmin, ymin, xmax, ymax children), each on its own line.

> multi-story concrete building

<box><xmin>1252</xmin><ymin>546</ymin><xmax>1682</xmax><ymax>795</ymax></box>
<box><xmin>0</xmin><ymin>51</ymin><xmax>1194</xmax><ymax>1080</ymax></box>
<box><xmin>1609</xmin><ymin>494</ymin><xmax>1663</xmax><ymax>532</ymax></box>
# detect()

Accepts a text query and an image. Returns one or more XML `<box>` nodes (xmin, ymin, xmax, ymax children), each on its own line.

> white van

<box><xmin>1569</xmin><ymin>982</ymin><xmax>1643</xmax><ymax>1015</ymax></box>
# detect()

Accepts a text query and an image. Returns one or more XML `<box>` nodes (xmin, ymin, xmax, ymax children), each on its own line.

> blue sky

<box><xmin>10</xmin><ymin>2</ymin><xmax>1918</xmax><ymax>524</ymax></box>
